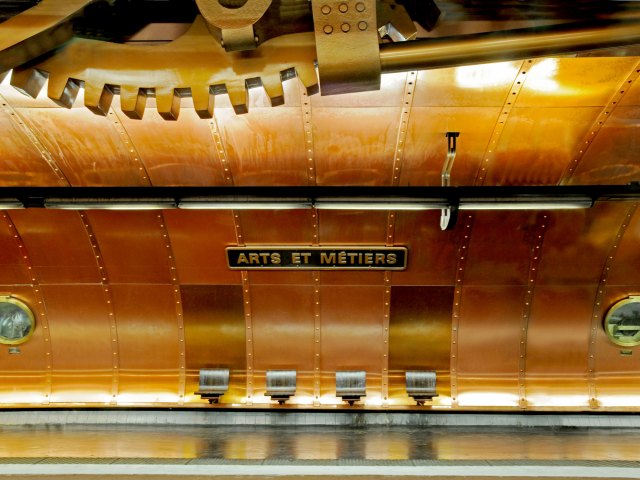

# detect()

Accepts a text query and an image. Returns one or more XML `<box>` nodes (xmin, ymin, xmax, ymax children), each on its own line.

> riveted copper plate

<box><xmin>456</xmin><ymin>286</ymin><xmax>524</xmax><ymax>407</ymax></box>
<box><xmin>0</xmin><ymin>215</ymin><xmax>32</xmax><ymax>285</ymax></box>
<box><xmin>608</xmin><ymin>208</ymin><xmax>640</xmax><ymax>286</ymax></box>
<box><xmin>525</xmin><ymin>286</ymin><xmax>593</xmax><ymax>407</ymax></box>
<box><xmin>9</xmin><ymin>209</ymin><xmax>101</xmax><ymax>284</ymax></box>
<box><xmin>162</xmin><ymin>210</ymin><xmax>239</xmax><ymax>285</ymax></box>
<box><xmin>181</xmin><ymin>285</ymin><xmax>246</xmax><ymax>404</ymax></box>
<box><xmin>43</xmin><ymin>284</ymin><xmax>113</xmax><ymax>403</ymax></box>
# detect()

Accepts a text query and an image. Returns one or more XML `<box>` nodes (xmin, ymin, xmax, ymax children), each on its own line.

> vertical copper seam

<box><xmin>391</xmin><ymin>71</ymin><xmax>417</xmax><ymax>186</ymax></box>
<box><xmin>474</xmin><ymin>60</ymin><xmax>528</xmax><ymax>186</ymax></box>
<box><xmin>156</xmin><ymin>212</ymin><xmax>186</xmax><ymax>405</ymax></box>
<box><xmin>232</xmin><ymin>211</ymin><xmax>253</xmax><ymax>404</ymax></box>
<box><xmin>107</xmin><ymin>109</ymin><xmax>151</xmax><ymax>185</ymax></box>
<box><xmin>587</xmin><ymin>203</ymin><xmax>638</xmax><ymax>409</ymax></box>
<box><xmin>1</xmin><ymin>212</ymin><xmax>52</xmax><ymax>405</ymax></box>
<box><xmin>518</xmin><ymin>213</ymin><xmax>549</xmax><ymax>409</ymax></box>
<box><xmin>312</xmin><ymin>209</ymin><xmax>321</xmax><ymax>405</ymax></box>
<box><xmin>79</xmin><ymin>212</ymin><xmax>120</xmax><ymax>405</ymax></box>
<box><xmin>209</xmin><ymin>116</ymin><xmax>234</xmax><ymax>185</ymax></box>
<box><xmin>381</xmin><ymin>212</ymin><xmax>397</xmax><ymax>406</ymax></box>
<box><xmin>450</xmin><ymin>213</ymin><xmax>474</xmax><ymax>407</ymax></box>
<box><xmin>301</xmin><ymin>86</ymin><xmax>316</xmax><ymax>186</ymax></box>
<box><xmin>0</xmin><ymin>93</ymin><xmax>68</xmax><ymax>185</ymax></box>
<box><xmin>560</xmin><ymin>61</ymin><xmax>640</xmax><ymax>184</ymax></box>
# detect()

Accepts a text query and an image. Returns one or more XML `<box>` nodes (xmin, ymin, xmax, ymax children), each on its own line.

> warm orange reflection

<box><xmin>294</xmin><ymin>434</ymin><xmax>338</xmax><ymax>460</ymax></box>
<box><xmin>224</xmin><ymin>434</ymin><xmax>271</xmax><ymax>460</ymax></box>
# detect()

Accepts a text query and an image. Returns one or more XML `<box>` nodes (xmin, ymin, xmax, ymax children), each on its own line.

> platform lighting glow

<box><xmin>527</xmin><ymin>394</ymin><xmax>590</xmax><ymax>408</ymax></box>
<box><xmin>457</xmin><ymin>392</ymin><xmax>520</xmax><ymax>407</ymax></box>
<box><xmin>455</xmin><ymin>59</ymin><xmax>559</xmax><ymax>92</ymax></box>
<box><xmin>596</xmin><ymin>394</ymin><xmax>640</xmax><ymax>407</ymax></box>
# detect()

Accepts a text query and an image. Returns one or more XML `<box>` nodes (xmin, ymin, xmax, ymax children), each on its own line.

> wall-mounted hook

<box><xmin>441</xmin><ymin>131</ymin><xmax>460</xmax><ymax>231</ymax></box>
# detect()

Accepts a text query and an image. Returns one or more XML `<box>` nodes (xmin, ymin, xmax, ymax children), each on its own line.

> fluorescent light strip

<box><xmin>459</xmin><ymin>197</ymin><xmax>592</xmax><ymax>210</ymax></box>
<box><xmin>178</xmin><ymin>201</ymin><xmax>312</xmax><ymax>210</ymax></box>
<box><xmin>45</xmin><ymin>201</ymin><xmax>176</xmax><ymax>210</ymax></box>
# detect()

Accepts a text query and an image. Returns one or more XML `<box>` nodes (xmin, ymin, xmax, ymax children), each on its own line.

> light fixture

<box><xmin>314</xmin><ymin>198</ymin><xmax>447</xmax><ymax>210</ymax></box>
<box><xmin>0</xmin><ymin>200</ymin><xmax>24</xmax><ymax>209</ymax></box>
<box><xmin>459</xmin><ymin>196</ymin><xmax>593</xmax><ymax>210</ymax></box>
<box><xmin>178</xmin><ymin>197</ymin><xmax>311</xmax><ymax>210</ymax></box>
<box><xmin>44</xmin><ymin>199</ymin><xmax>176</xmax><ymax>210</ymax></box>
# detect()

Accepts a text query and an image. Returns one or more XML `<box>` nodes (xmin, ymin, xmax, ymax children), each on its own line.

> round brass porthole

<box><xmin>604</xmin><ymin>296</ymin><xmax>640</xmax><ymax>347</ymax></box>
<box><xmin>0</xmin><ymin>296</ymin><xmax>35</xmax><ymax>346</ymax></box>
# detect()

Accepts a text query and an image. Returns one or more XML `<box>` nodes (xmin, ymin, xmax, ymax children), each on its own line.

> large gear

<box><xmin>9</xmin><ymin>16</ymin><xmax>319</xmax><ymax>119</ymax></box>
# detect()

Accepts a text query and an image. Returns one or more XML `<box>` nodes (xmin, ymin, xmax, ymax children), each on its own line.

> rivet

<box><xmin>321</xmin><ymin>4</ymin><xmax>331</xmax><ymax>14</ymax></box>
<box><xmin>339</xmin><ymin>3</ymin><xmax>348</xmax><ymax>12</ymax></box>
<box><xmin>355</xmin><ymin>1</ymin><xmax>365</xmax><ymax>11</ymax></box>
<box><xmin>341</xmin><ymin>22</ymin><xmax>351</xmax><ymax>32</ymax></box>
<box><xmin>323</xmin><ymin>24</ymin><xmax>333</xmax><ymax>34</ymax></box>
<box><xmin>358</xmin><ymin>21</ymin><xmax>367</xmax><ymax>31</ymax></box>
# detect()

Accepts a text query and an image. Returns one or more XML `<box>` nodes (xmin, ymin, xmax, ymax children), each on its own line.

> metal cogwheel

<box><xmin>8</xmin><ymin>16</ymin><xmax>319</xmax><ymax>119</ymax></box>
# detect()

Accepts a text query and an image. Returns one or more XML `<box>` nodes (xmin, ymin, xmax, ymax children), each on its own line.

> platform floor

<box><xmin>1</xmin><ymin>415</ymin><xmax>640</xmax><ymax>478</ymax></box>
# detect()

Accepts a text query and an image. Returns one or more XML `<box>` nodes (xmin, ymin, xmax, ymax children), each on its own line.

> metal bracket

<box><xmin>440</xmin><ymin>132</ymin><xmax>460</xmax><ymax>231</ymax></box>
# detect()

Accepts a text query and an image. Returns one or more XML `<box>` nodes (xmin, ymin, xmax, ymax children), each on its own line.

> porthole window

<box><xmin>0</xmin><ymin>297</ymin><xmax>35</xmax><ymax>345</ymax></box>
<box><xmin>604</xmin><ymin>296</ymin><xmax>640</xmax><ymax>347</ymax></box>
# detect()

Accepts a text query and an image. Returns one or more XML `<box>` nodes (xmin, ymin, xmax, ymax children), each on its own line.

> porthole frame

<box><xmin>0</xmin><ymin>296</ymin><xmax>35</xmax><ymax>346</ymax></box>
<box><xmin>604</xmin><ymin>296</ymin><xmax>640</xmax><ymax>348</ymax></box>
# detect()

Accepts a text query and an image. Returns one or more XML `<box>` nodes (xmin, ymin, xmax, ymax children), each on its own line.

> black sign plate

<box><xmin>227</xmin><ymin>247</ymin><xmax>407</xmax><ymax>270</ymax></box>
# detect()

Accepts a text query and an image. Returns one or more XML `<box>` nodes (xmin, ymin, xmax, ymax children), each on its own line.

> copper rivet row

<box><xmin>312</xmin><ymin>209</ymin><xmax>321</xmax><ymax>405</ymax></box>
<box><xmin>518</xmin><ymin>213</ymin><xmax>548</xmax><ymax>409</ymax></box>
<box><xmin>156</xmin><ymin>213</ymin><xmax>186</xmax><ymax>404</ymax></box>
<box><xmin>391</xmin><ymin>71</ymin><xmax>416</xmax><ymax>185</ymax></box>
<box><xmin>301</xmin><ymin>87</ymin><xmax>316</xmax><ymax>185</ymax></box>
<box><xmin>450</xmin><ymin>214</ymin><xmax>474</xmax><ymax>406</ymax></box>
<box><xmin>381</xmin><ymin>211</ymin><xmax>397</xmax><ymax>405</ymax></box>
<box><xmin>80</xmin><ymin>212</ymin><xmax>120</xmax><ymax>404</ymax></box>
<box><xmin>561</xmin><ymin>61</ymin><xmax>640</xmax><ymax>183</ymax></box>
<box><xmin>233</xmin><ymin>213</ymin><xmax>253</xmax><ymax>404</ymax></box>
<box><xmin>107</xmin><ymin>109</ymin><xmax>151</xmax><ymax>184</ymax></box>
<box><xmin>2</xmin><ymin>212</ymin><xmax>52</xmax><ymax>404</ymax></box>
<box><xmin>0</xmin><ymin>93</ymin><xmax>68</xmax><ymax>184</ymax></box>
<box><xmin>209</xmin><ymin>117</ymin><xmax>234</xmax><ymax>185</ymax></box>
<box><xmin>475</xmin><ymin>60</ymin><xmax>528</xmax><ymax>185</ymax></box>
<box><xmin>587</xmin><ymin>203</ymin><xmax>638</xmax><ymax>409</ymax></box>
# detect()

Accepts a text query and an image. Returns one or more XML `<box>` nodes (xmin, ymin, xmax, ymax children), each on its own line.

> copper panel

<box><xmin>456</xmin><ymin>286</ymin><xmax>524</xmax><ymax>407</ymax></box>
<box><xmin>393</xmin><ymin>211</ymin><xmax>457</xmax><ymax>286</ymax></box>
<box><xmin>311</xmin><ymin>72</ymin><xmax>407</xmax><ymax>108</ymax></box>
<box><xmin>16</xmin><ymin>108</ymin><xmax>148</xmax><ymax>186</ymax></box>
<box><xmin>619</xmin><ymin>66</ymin><xmax>640</xmax><ymax>106</ymax></box>
<box><xmin>413</xmin><ymin>62</ymin><xmax>521</xmax><ymax>107</ymax></box>
<box><xmin>250</xmin><ymin>285</ymin><xmax>314</xmax><ymax>398</ymax></box>
<box><xmin>313</xmin><ymin>108</ymin><xmax>399</xmax><ymax>186</ymax></box>
<box><xmin>111</xmin><ymin>284</ymin><xmax>180</xmax><ymax>403</ymax></box>
<box><xmin>485</xmin><ymin>107</ymin><xmax>601</xmax><ymax>185</ymax></box>
<box><xmin>182</xmin><ymin>285</ymin><xmax>246</xmax><ymax>404</ymax></box>
<box><xmin>0</xmin><ymin>214</ymin><xmax>31</xmax><ymax>285</ymax></box>
<box><xmin>568</xmin><ymin>107</ymin><xmax>640</xmax><ymax>185</ymax></box>
<box><xmin>0</xmin><ymin>110</ymin><xmax>64</xmax><ymax>187</ymax></box>
<box><xmin>43</xmin><ymin>284</ymin><xmax>113</xmax><ymax>403</ymax></box>
<box><xmin>525</xmin><ymin>286</ymin><xmax>593</xmax><ymax>406</ymax></box>
<box><xmin>388</xmin><ymin>286</ymin><xmax>453</xmax><ymax>403</ymax></box>
<box><xmin>0</xmin><ymin>286</ymin><xmax>47</xmax><ymax>403</ymax></box>
<box><xmin>86</xmin><ymin>211</ymin><xmax>172</xmax><ymax>284</ymax></box>
<box><xmin>537</xmin><ymin>204</ymin><xmax>629</xmax><ymax>286</ymax></box>
<box><xmin>9</xmin><ymin>209</ymin><xmax>100</xmax><ymax>284</ymax></box>
<box><xmin>516</xmin><ymin>58</ymin><xmax>638</xmax><ymax>108</ymax></box>
<box><xmin>319</xmin><ymin>286</ymin><xmax>385</xmax><ymax>401</ymax></box>
<box><xmin>400</xmin><ymin>107</ymin><xmax>498</xmax><ymax>186</ymax></box>
<box><xmin>216</xmin><ymin>107</ymin><xmax>308</xmax><ymax>186</ymax></box>
<box><xmin>464</xmin><ymin>211</ymin><xmax>538</xmax><ymax>286</ymax></box>
<box><xmin>318</xmin><ymin>210</ymin><xmax>388</xmax><ymax>286</ymax></box>
<box><xmin>115</xmin><ymin>108</ymin><xmax>226</xmax><ymax>186</ymax></box>
<box><xmin>608</xmin><ymin>208</ymin><xmax>640</xmax><ymax>286</ymax></box>
<box><xmin>162</xmin><ymin>210</ymin><xmax>239</xmax><ymax>285</ymax></box>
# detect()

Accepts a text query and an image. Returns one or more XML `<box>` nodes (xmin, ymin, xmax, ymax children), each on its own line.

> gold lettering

<box><xmin>365</xmin><ymin>253</ymin><xmax>373</xmax><ymax>265</ymax></box>
<box><xmin>292</xmin><ymin>252</ymin><xmax>301</xmax><ymax>264</ymax></box>
<box><xmin>259</xmin><ymin>252</ymin><xmax>270</xmax><ymax>263</ymax></box>
<box><xmin>338</xmin><ymin>252</ymin><xmax>347</xmax><ymax>264</ymax></box>
<box><xmin>249</xmin><ymin>253</ymin><xmax>260</xmax><ymax>265</ymax></box>
<box><xmin>300</xmin><ymin>252</ymin><xmax>311</xmax><ymax>264</ymax></box>
<box><xmin>387</xmin><ymin>253</ymin><xmax>397</xmax><ymax>265</ymax></box>
<box><xmin>237</xmin><ymin>253</ymin><xmax>248</xmax><ymax>264</ymax></box>
<box><xmin>347</xmin><ymin>252</ymin><xmax>358</xmax><ymax>264</ymax></box>
<box><xmin>375</xmin><ymin>253</ymin><xmax>386</xmax><ymax>265</ymax></box>
<box><xmin>321</xmin><ymin>252</ymin><xmax>336</xmax><ymax>264</ymax></box>
<box><xmin>271</xmin><ymin>253</ymin><xmax>281</xmax><ymax>264</ymax></box>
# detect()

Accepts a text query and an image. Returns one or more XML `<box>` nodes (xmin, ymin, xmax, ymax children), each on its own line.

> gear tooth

<box><xmin>10</xmin><ymin>67</ymin><xmax>46</xmax><ymax>98</ymax></box>
<box><xmin>84</xmin><ymin>83</ymin><xmax>113</xmax><ymax>116</ymax></box>
<box><xmin>155</xmin><ymin>87</ymin><xmax>180</xmax><ymax>121</ymax></box>
<box><xmin>261</xmin><ymin>76</ymin><xmax>285</xmax><ymax>107</ymax></box>
<box><xmin>296</xmin><ymin>66</ymin><xmax>319</xmax><ymax>96</ymax></box>
<box><xmin>191</xmin><ymin>86</ymin><xmax>213</xmax><ymax>119</ymax></box>
<box><xmin>226</xmin><ymin>85</ymin><xmax>248</xmax><ymax>115</ymax></box>
<box><xmin>47</xmin><ymin>75</ymin><xmax>80</xmax><ymax>109</ymax></box>
<box><xmin>120</xmin><ymin>85</ymin><xmax>147</xmax><ymax>119</ymax></box>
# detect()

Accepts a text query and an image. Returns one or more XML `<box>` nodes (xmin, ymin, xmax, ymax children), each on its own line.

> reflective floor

<box><xmin>1</xmin><ymin>424</ymin><xmax>639</xmax><ymax>462</ymax></box>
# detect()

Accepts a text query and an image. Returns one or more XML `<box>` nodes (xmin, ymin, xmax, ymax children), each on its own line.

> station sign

<box><xmin>227</xmin><ymin>246</ymin><xmax>407</xmax><ymax>270</ymax></box>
